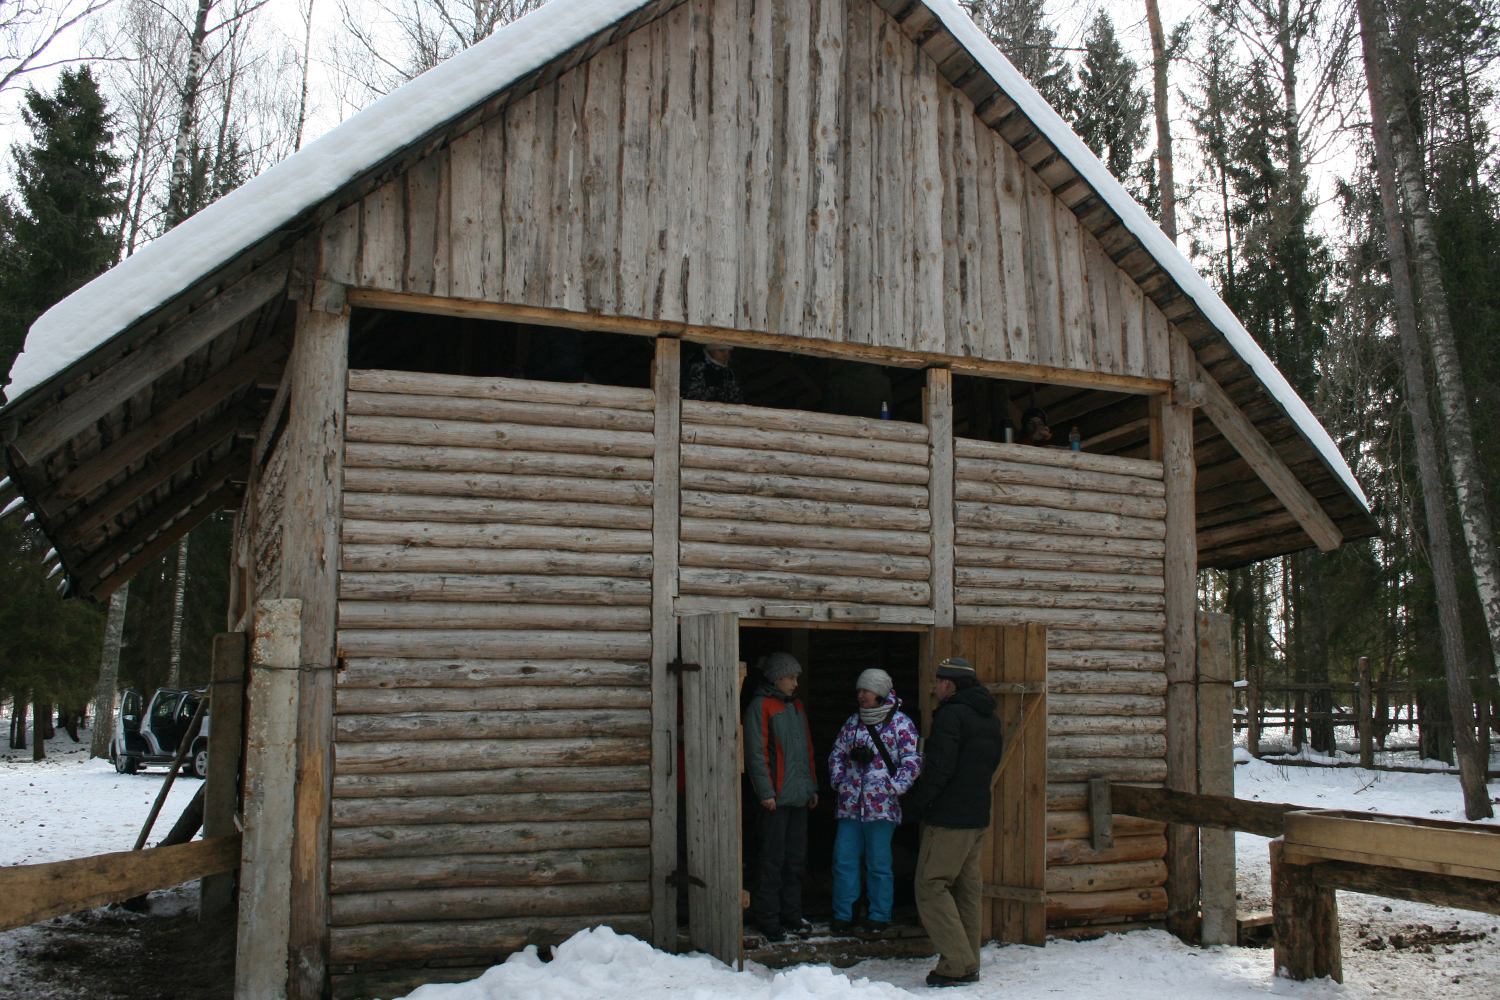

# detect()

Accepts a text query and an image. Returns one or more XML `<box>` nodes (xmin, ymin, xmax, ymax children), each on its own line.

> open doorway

<box><xmin>737</xmin><ymin>625</ymin><xmax>925</xmax><ymax>936</ymax></box>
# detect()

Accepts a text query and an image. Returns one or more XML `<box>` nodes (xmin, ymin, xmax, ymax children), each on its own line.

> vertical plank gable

<box><xmin>704</xmin><ymin>0</ymin><xmax>744</xmax><ymax>329</ymax></box>
<box><xmin>909</xmin><ymin>40</ymin><xmax>945</xmax><ymax>355</ymax></box>
<box><xmin>806</xmin><ymin>0</ymin><xmax>845</xmax><ymax>340</ymax></box>
<box><xmin>449</xmin><ymin>130</ymin><xmax>485</xmax><ymax>300</ymax></box>
<box><xmin>582</xmin><ymin>38</ymin><xmax>625</xmax><ymax>314</ymax></box>
<box><xmin>842</xmin><ymin>0</ymin><xmax>875</xmax><ymax>345</ymax></box>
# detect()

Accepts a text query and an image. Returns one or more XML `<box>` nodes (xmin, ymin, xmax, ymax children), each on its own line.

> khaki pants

<box><xmin>915</xmin><ymin>824</ymin><xmax>986</xmax><ymax>977</ymax></box>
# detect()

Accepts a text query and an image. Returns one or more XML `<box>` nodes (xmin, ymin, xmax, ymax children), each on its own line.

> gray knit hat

<box><xmin>855</xmin><ymin>668</ymin><xmax>893</xmax><ymax>699</ymax></box>
<box><xmin>760</xmin><ymin>652</ymin><xmax>802</xmax><ymax>682</ymax></box>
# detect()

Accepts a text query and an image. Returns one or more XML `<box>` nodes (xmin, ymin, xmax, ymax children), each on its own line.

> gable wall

<box><xmin>318</xmin><ymin>0</ymin><xmax>1172</xmax><ymax>381</ymax></box>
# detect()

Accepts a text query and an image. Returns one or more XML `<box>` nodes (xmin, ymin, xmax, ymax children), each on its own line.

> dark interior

<box><xmin>736</xmin><ymin>626</ymin><xmax>924</xmax><ymax>930</ymax></box>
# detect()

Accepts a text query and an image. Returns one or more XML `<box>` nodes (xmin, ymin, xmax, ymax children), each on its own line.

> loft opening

<box><xmin>952</xmin><ymin>373</ymin><xmax>1151</xmax><ymax>457</ymax></box>
<box><xmin>679</xmin><ymin>341</ymin><xmax>924</xmax><ymax>421</ymax></box>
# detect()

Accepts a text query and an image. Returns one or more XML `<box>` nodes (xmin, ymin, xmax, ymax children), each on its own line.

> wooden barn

<box><xmin>0</xmin><ymin>0</ymin><xmax>1374</xmax><ymax>996</ymax></box>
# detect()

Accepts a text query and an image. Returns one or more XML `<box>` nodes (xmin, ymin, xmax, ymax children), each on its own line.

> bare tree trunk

<box><xmin>91</xmin><ymin>581</ymin><xmax>130</xmax><ymax>759</ymax></box>
<box><xmin>1357</xmin><ymin>0</ymin><xmax>1492</xmax><ymax>818</ymax></box>
<box><xmin>295</xmin><ymin>0</ymin><xmax>315</xmax><ymax>150</ymax></box>
<box><xmin>11</xmin><ymin>694</ymin><xmax>26</xmax><ymax>749</ymax></box>
<box><xmin>33</xmin><ymin>696</ymin><xmax>45</xmax><ymax>761</ymax></box>
<box><xmin>168</xmin><ymin>535</ymin><xmax>190</xmax><ymax>688</ymax></box>
<box><xmin>166</xmin><ymin>0</ymin><xmax>215</xmax><ymax>226</ymax></box>
<box><xmin>1144</xmin><ymin>0</ymin><xmax>1175</xmax><ymax>242</ymax></box>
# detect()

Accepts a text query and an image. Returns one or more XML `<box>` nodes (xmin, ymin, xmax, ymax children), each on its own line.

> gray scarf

<box><xmin>859</xmin><ymin>703</ymin><xmax>893</xmax><ymax>727</ymax></box>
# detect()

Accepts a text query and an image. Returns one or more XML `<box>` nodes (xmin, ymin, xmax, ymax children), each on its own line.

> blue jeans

<box><xmin>832</xmin><ymin>818</ymin><xmax>897</xmax><ymax>922</ymax></box>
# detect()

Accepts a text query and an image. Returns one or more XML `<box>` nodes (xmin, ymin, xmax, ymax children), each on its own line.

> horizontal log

<box><xmin>1046</xmin><ymin>834</ymin><xmax>1167</xmax><ymax>867</ymax></box>
<box><xmin>956</xmin><ymin>567</ymin><xmax>1163</xmax><ymax>595</ymax></box>
<box><xmin>682</xmin><ymin>492</ymin><xmax>930</xmax><ymax>531</ymax></box>
<box><xmin>1049</xmin><ymin>629</ymin><xmax>1165</xmax><ymax>652</ymax></box>
<box><xmin>956</xmin><ymin>588</ymin><xmax>1165</xmax><ymax>613</ymax></box>
<box><xmin>1047</xmin><ymin>783</ymin><xmax>1093</xmax><ymax>811</ymax></box>
<box><xmin>1045</xmin><ymin>886</ymin><xmax>1167</xmax><ymax>922</ymax></box>
<box><xmin>341</xmin><ymin>495</ymin><xmax>652</xmax><ymax>529</ymax></box>
<box><xmin>337</xmin><ymin>603</ymin><xmax>651</xmax><ymax>630</ymax></box>
<box><xmin>332</xmin><ymin>790</ymin><xmax>652</xmax><ymax>828</ymax></box>
<box><xmin>342</xmin><ymin>468</ymin><xmax>653</xmax><ymax>506</ymax></box>
<box><xmin>1048</xmin><ymin>811</ymin><xmax>1167</xmax><ymax>839</ymax></box>
<box><xmin>338</xmin><ymin>572</ymin><xmax>651</xmax><ymax>605</ymax></box>
<box><xmin>344</xmin><ymin>442</ymin><xmax>653</xmax><ymax>481</ymax></box>
<box><xmin>680</xmin><ymin>568</ymin><xmax>929</xmax><ymax>605</ymax></box>
<box><xmin>680</xmin><ymin>542</ymin><xmax>929</xmax><ymax>580</ymax></box>
<box><xmin>335</xmin><ymin>708</ymin><xmax>650</xmax><ymax>743</ymax></box>
<box><xmin>1048</xmin><ymin>670</ymin><xmax>1166</xmax><ymax>696</ymax></box>
<box><xmin>1109</xmin><ymin>784</ymin><xmax>1298</xmax><ymax>839</ymax></box>
<box><xmin>1048</xmin><ymin>694</ymin><xmax>1165</xmax><ymax>717</ymax></box>
<box><xmin>336</xmin><ymin>630</ymin><xmax>652</xmax><ymax>660</ymax></box>
<box><xmin>954</xmin><ymin>546</ymin><xmax>1162</xmax><ymax>576</ymax></box>
<box><xmin>336</xmin><ymin>686</ymin><xmax>651</xmax><ymax>714</ymax></box>
<box><xmin>956</xmin><ymin>502</ymin><xmax>1165</xmax><ymax>540</ymax></box>
<box><xmin>330</xmin><ymin>880</ymin><xmax>652</xmax><ymax>926</ymax></box>
<box><xmin>955</xmin><ymin>480</ymin><xmax>1166</xmax><ymax>520</ymax></box>
<box><xmin>342</xmin><ymin>544</ymin><xmax>652</xmax><ymax>577</ymax></box>
<box><xmin>348</xmin><ymin>370</ymin><xmax>655</xmax><ymax>410</ymax></box>
<box><xmin>672</xmin><ymin>595</ymin><xmax>936</xmax><ymax>626</ymax></box>
<box><xmin>956</xmin><ymin>606</ymin><xmax>1166</xmax><ymax>633</ymax></box>
<box><xmin>1310</xmin><ymin>861</ymin><xmax>1500</xmax><ymax>916</ymax></box>
<box><xmin>333</xmin><ymin>737</ymin><xmax>651</xmax><ymax>775</ymax></box>
<box><xmin>1047</xmin><ymin>650</ymin><xmax>1165</xmax><ymax>671</ymax></box>
<box><xmin>347</xmin><ymin>391</ymin><xmax>655</xmax><ymax>431</ymax></box>
<box><xmin>331</xmin><ymin>819</ymin><xmax>650</xmax><ymax>858</ymax></box>
<box><xmin>1047</xmin><ymin>758</ymin><xmax>1168</xmax><ymax>783</ymax></box>
<box><xmin>680</xmin><ymin>518</ymin><xmax>930</xmax><ymax>555</ymax></box>
<box><xmin>955</xmin><ymin>456</ymin><xmax>1165</xmax><ymax>498</ymax></box>
<box><xmin>682</xmin><ymin>468</ymin><xmax>927</xmax><ymax>508</ymax></box>
<box><xmin>681</xmin><ymin>422</ymin><xmax>928</xmax><ymax>465</ymax></box>
<box><xmin>333</xmin><ymin>765</ymin><xmax>651</xmax><ymax>799</ymax></box>
<box><xmin>955</xmin><ymin>527</ymin><xmax>1165</xmax><ymax>560</ymax></box>
<box><xmin>1049</xmin><ymin>734</ymin><xmax>1166</xmax><ymax>758</ymax></box>
<box><xmin>343</xmin><ymin>520</ymin><xmax>653</xmax><ymax>553</ymax></box>
<box><xmin>1048</xmin><ymin>715</ymin><xmax>1166</xmax><ymax>736</ymax></box>
<box><xmin>682</xmin><ymin>443</ymin><xmax>929</xmax><ymax>484</ymax></box>
<box><xmin>1046</xmin><ymin>859</ymin><xmax>1167</xmax><ymax>893</ymax></box>
<box><xmin>955</xmin><ymin>438</ymin><xmax>1162</xmax><ymax>479</ymax></box>
<box><xmin>329</xmin><ymin>914</ymin><xmax>652</xmax><ymax>964</ymax></box>
<box><xmin>681</xmin><ymin>399</ymin><xmax>929</xmax><ymax>443</ymax></box>
<box><xmin>347</xmin><ymin>415</ymin><xmax>654</xmax><ymax>459</ymax></box>
<box><xmin>337</xmin><ymin>657</ymin><xmax>648</xmax><ymax>689</ymax></box>
<box><xmin>331</xmin><ymin>847</ymin><xmax>651</xmax><ymax>893</ymax></box>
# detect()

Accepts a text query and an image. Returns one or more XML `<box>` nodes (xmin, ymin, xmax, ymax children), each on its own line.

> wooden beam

<box><xmin>926</xmin><ymin>368</ymin><xmax>954</xmax><ymax>628</ymax></box>
<box><xmin>0</xmin><ymin>834</ymin><xmax>240</xmax><ymax>933</ymax></box>
<box><xmin>1109</xmin><ymin>784</ymin><xmax>1296</xmax><ymax>839</ymax></box>
<box><xmin>1310</xmin><ymin>861</ymin><xmax>1500</xmax><ymax>916</ymax></box>
<box><xmin>650</xmin><ymin>336</ymin><xmax>681</xmax><ymax>949</ymax></box>
<box><xmin>342</xmin><ymin>289</ymin><xmax>1172</xmax><ymax>396</ymax></box>
<box><xmin>37</xmin><ymin>335</ymin><xmax>287</xmax><ymax>513</ymax></box>
<box><xmin>1195</xmin><ymin>360</ymin><xmax>1341</xmax><ymax>551</ymax></box>
<box><xmin>201</xmin><ymin>631</ymin><xmax>247</xmax><ymax>917</ymax></box>
<box><xmin>12</xmin><ymin>257</ymin><xmax>289</xmax><ymax>465</ymax></box>
<box><xmin>93</xmin><ymin>481</ymin><xmax>239</xmax><ymax>599</ymax></box>
<box><xmin>1270</xmin><ymin>840</ymin><xmax>1342</xmax><ymax>982</ymax></box>
<box><xmin>1197</xmin><ymin>611</ymin><xmax>1235</xmax><ymax>946</ymax></box>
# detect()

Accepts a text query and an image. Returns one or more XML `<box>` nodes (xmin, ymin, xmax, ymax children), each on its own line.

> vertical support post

<box><xmin>650</xmin><ymin>336</ymin><xmax>682</xmax><ymax>949</ymax></box>
<box><xmin>283</xmin><ymin>273</ymin><xmax>349</xmax><ymax>1000</ymax></box>
<box><xmin>925</xmin><ymin>368</ymin><xmax>955</xmax><ymax>628</ymax></box>
<box><xmin>1270</xmin><ymin>841</ymin><xmax>1341</xmax><ymax>982</ymax></box>
<box><xmin>1358</xmin><ymin>656</ymin><xmax>1374</xmax><ymax>768</ymax></box>
<box><xmin>1197</xmin><ymin>610</ymin><xmax>1235</xmax><ymax>945</ymax></box>
<box><xmin>1162</xmin><ymin>332</ymin><xmax>1199</xmax><ymax>942</ymax></box>
<box><xmin>236</xmin><ymin>599</ymin><xmax>301</xmax><ymax>1000</ymax></box>
<box><xmin>202</xmin><ymin>630</ymin><xmax>248</xmax><ymax>918</ymax></box>
<box><xmin>1247</xmin><ymin>650</ymin><xmax>1262</xmax><ymax>758</ymax></box>
<box><xmin>1087</xmin><ymin>778</ymin><xmax>1113</xmax><ymax>852</ymax></box>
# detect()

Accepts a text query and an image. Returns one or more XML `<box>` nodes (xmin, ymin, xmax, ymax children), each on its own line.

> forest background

<box><xmin>0</xmin><ymin>0</ymin><xmax>1494</xmax><ymax>803</ymax></box>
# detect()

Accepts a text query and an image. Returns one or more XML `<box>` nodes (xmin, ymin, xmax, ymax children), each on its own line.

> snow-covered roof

<box><xmin>3</xmin><ymin>0</ymin><xmax>1367</xmax><ymax>514</ymax></box>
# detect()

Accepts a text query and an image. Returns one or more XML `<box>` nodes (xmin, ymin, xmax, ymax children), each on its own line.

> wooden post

<box><xmin>650</xmin><ymin>336</ymin><xmax>682</xmax><ymax>949</ymax></box>
<box><xmin>201</xmin><ymin>631</ymin><xmax>247</xmax><ymax>918</ymax></box>
<box><xmin>925</xmin><ymin>368</ymin><xmax>955</xmax><ymax>628</ymax></box>
<box><xmin>1087</xmin><ymin>778</ymin><xmax>1113</xmax><ymax>852</ymax></box>
<box><xmin>1269</xmin><ymin>841</ymin><xmax>1342</xmax><ymax>982</ymax></box>
<box><xmin>1197</xmin><ymin>611</ymin><xmax>1235</xmax><ymax>946</ymax></box>
<box><xmin>236</xmin><ymin>599</ymin><xmax>301</xmax><ymax>1000</ymax></box>
<box><xmin>1162</xmin><ymin>333</ymin><xmax>1199</xmax><ymax>942</ymax></box>
<box><xmin>282</xmin><ymin>278</ymin><xmax>349</xmax><ymax>1000</ymax></box>
<box><xmin>1358</xmin><ymin>656</ymin><xmax>1374</xmax><ymax>768</ymax></box>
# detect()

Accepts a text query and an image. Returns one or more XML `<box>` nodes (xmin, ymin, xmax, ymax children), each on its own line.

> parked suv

<box><xmin>110</xmin><ymin>687</ymin><xmax>210</xmax><ymax>778</ymax></box>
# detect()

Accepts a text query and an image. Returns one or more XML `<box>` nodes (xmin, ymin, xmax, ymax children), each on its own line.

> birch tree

<box><xmin>90</xmin><ymin>581</ymin><xmax>128</xmax><ymax>758</ymax></box>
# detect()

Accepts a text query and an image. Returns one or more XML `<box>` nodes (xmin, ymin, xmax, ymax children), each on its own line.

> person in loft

<box><xmin>683</xmin><ymin>343</ymin><xmax>744</xmax><ymax>403</ymax></box>
<box><xmin>1017</xmin><ymin>406</ymin><xmax>1053</xmax><ymax>446</ymax></box>
<box><xmin>827</xmin><ymin>668</ymin><xmax>922</xmax><ymax>933</ymax></box>
<box><xmin>743</xmin><ymin>652</ymin><xmax>818</xmax><ymax>942</ymax></box>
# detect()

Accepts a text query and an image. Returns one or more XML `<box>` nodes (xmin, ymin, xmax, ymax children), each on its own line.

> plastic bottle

<box><xmin>880</xmin><ymin>401</ymin><xmax>891</xmax><ymax>420</ymax></box>
<box><xmin>1069</xmin><ymin>426</ymin><xmax>1081</xmax><ymax>451</ymax></box>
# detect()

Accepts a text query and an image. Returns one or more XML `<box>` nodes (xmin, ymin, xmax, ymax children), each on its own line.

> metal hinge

<box><xmin>668</xmin><ymin>658</ymin><xmax>701</xmax><ymax>674</ymax></box>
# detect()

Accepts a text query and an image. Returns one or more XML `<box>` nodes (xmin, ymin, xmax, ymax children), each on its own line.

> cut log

<box><xmin>1048</xmin><ymin>670</ymin><xmax>1166</xmax><ymax>696</ymax></box>
<box><xmin>332</xmin><ymin>765</ymin><xmax>651</xmax><ymax>799</ymax></box>
<box><xmin>332</xmin><ymin>737</ymin><xmax>651</xmax><ymax>775</ymax></box>
<box><xmin>1047</xmin><ymin>811</ymin><xmax>1166</xmax><ymax>839</ymax></box>
<box><xmin>1046</xmin><ymin>758</ymin><xmax>1168</xmax><ymax>782</ymax></box>
<box><xmin>335</xmin><ymin>686</ymin><xmax>652</xmax><ymax>714</ymax></box>
<box><xmin>956</xmin><ymin>607</ymin><xmax>1166</xmax><ymax>632</ymax></box>
<box><xmin>955</xmin><ymin>457</ymin><xmax>1165</xmax><ymax>497</ymax></box>
<box><xmin>680</xmin><ymin>542</ymin><xmax>929</xmax><ymax>579</ymax></box>
<box><xmin>680</xmin><ymin>422</ymin><xmax>928</xmax><ymax>465</ymax></box>
<box><xmin>680</xmin><ymin>518</ymin><xmax>930</xmax><ymax>555</ymax></box>
<box><xmin>329</xmin><ymin>914</ymin><xmax>652</xmax><ymax>963</ymax></box>
<box><xmin>1047</xmin><ymin>715</ymin><xmax>1166</xmax><ymax>736</ymax></box>
<box><xmin>1045</xmin><ymin>859</ymin><xmax>1167</xmax><ymax>893</ymax></box>
<box><xmin>344</xmin><ymin>443</ymin><xmax>653</xmax><ymax>481</ymax></box>
<box><xmin>954</xmin><ymin>546</ymin><xmax>1162</xmax><ymax>576</ymax></box>
<box><xmin>342</xmin><ymin>544</ymin><xmax>652</xmax><ymax>577</ymax></box>
<box><xmin>337</xmin><ymin>657</ymin><xmax>649</xmax><ymax>689</ymax></box>
<box><xmin>341</xmin><ymin>495</ymin><xmax>652</xmax><ymax>529</ymax></box>
<box><xmin>338</xmin><ymin>572</ymin><xmax>651</xmax><ymax>605</ymax></box>
<box><xmin>681</xmin><ymin>468</ymin><xmax>928</xmax><ymax>508</ymax></box>
<box><xmin>1045</xmin><ymin>886</ymin><xmax>1167</xmax><ymax>921</ymax></box>
<box><xmin>346</xmin><ymin>415</ymin><xmax>654</xmax><ymax>459</ymax></box>
<box><xmin>342</xmin><ymin>521</ymin><xmax>653</xmax><ymax>554</ymax></box>
<box><xmin>679</xmin><ymin>568</ymin><xmax>929</xmax><ymax>605</ymax></box>
<box><xmin>331</xmin><ymin>847</ymin><xmax>652</xmax><ymax>893</ymax></box>
<box><xmin>1049</xmin><ymin>734</ymin><xmax>1166</xmax><ymax>758</ymax></box>
<box><xmin>336</xmin><ymin>603</ymin><xmax>651</xmax><ymax>630</ymax></box>
<box><xmin>1047</xmin><ymin>650</ymin><xmax>1164</xmax><ymax>671</ymax></box>
<box><xmin>681</xmin><ymin>492</ymin><xmax>929</xmax><ymax>531</ymax></box>
<box><xmin>955</xmin><ymin>438</ymin><xmax>1162</xmax><ymax>478</ymax></box>
<box><xmin>682</xmin><ymin>399</ymin><xmax>929</xmax><ymax>442</ymax></box>
<box><xmin>955</xmin><ymin>527</ymin><xmax>1165</xmax><ymax>560</ymax></box>
<box><xmin>955</xmin><ymin>589</ymin><xmax>1165</xmax><ymax>613</ymax></box>
<box><xmin>346</xmin><ymin>391</ymin><xmax>655</xmax><ymax>431</ymax></box>
<box><xmin>329</xmin><ymin>880</ymin><xmax>652</xmax><ymax>926</ymax></box>
<box><xmin>1046</xmin><ymin>834</ymin><xmax>1167</xmax><ymax>867</ymax></box>
<box><xmin>331</xmin><ymin>790</ymin><xmax>652</xmax><ymax>828</ymax></box>
<box><xmin>334</xmin><ymin>707</ymin><xmax>651</xmax><ymax>743</ymax></box>
<box><xmin>347</xmin><ymin>369</ymin><xmax>654</xmax><ymax>410</ymax></box>
<box><xmin>1109</xmin><ymin>784</ymin><xmax>1297</xmax><ymax>839</ymax></box>
<box><xmin>955</xmin><ymin>480</ymin><xmax>1166</xmax><ymax>520</ymax></box>
<box><xmin>1048</xmin><ymin>694</ymin><xmax>1165</xmax><ymax>717</ymax></box>
<box><xmin>956</xmin><ymin>567</ymin><xmax>1163</xmax><ymax>594</ymax></box>
<box><xmin>956</xmin><ymin>502</ymin><xmax>1165</xmax><ymax>540</ymax></box>
<box><xmin>335</xmin><ymin>630</ymin><xmax>652</xmax><ymax>660</ymax></box>
<box><xmin>682</xmin><ymin>443</ymin><xmax>929</xmax><ymax>484</ymax></box>
<box><xmin>331</xmin><ymin>820</ymin><xmax>651</xmax><ymax>859</ymax></box>
<box><xmin>1049</xmin><ymin>629</ymin><xmax>1165</xmax><ymax>652</ymax></box>
<box><xmin>342</xmin><ymin>469</ymin><xmax>653</xmax><ymax>506</ymax></box>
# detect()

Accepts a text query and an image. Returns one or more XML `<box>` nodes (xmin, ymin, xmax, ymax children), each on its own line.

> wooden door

<box><xmin>679</xmin><ymin>613</ymin><xmax>742</xmax><ymax>967</ymax></box>
<box><xmin>928</xmin><ymin>625</ymin><xmax>1047</xmax><ymax>946</ymax></box>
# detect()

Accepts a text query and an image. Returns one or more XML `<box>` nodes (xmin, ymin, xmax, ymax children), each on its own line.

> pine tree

<box><xmin>1065</xmin><ymin>11</ymin><xmax>1151</xmax><ymax>206</ymax></box>
<box><xmin>963</xmin><ymin>0</ymin><xmax>1073</xmax><ymax>108</ymax></box>
<box><xmin>0</xmin><ymin>66</ymin><xmax>122</xmax><ymax>372</ymax></box>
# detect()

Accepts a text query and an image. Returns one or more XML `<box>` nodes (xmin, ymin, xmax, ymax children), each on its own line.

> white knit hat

<box><xmin>855</xmin><ymin>668</ymin><xmax>893</xmax><ymax>699</ymax></box>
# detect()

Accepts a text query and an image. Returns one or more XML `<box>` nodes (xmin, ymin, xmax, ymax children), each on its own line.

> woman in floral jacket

<box><xmin>827</xmin><ymin>668</ymin><xmax>922</xmax><ymax>932</ymax></box>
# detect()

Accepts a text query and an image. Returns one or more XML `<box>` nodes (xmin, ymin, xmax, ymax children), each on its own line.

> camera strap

<box><xmin>864</xmin><ymin>724</ymin><xmax>899</xmax><ymax>777</ymax></box>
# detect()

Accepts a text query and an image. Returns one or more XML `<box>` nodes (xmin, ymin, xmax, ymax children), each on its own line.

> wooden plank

<box><xmin>403</xmin><ymin>153</ymin><xmax>441</xmax><ymax>295</ymax></box>
<box><xmin>13</xmin><ymin>258</ymin><xmax>290</xmax><ymax>465</ymax></box>
<box><xmin>1055</xmin><ymin>200</ymin><xmax>1089</xmax><ymax>370</ymax></box>
<box><xmin>1119</xmin><ymin>270</ymin><xmax>1146</xmax><ymax>378</ymax></box>
<box><xmin>617</xmin><ymin>23</ymin><xmax>652</xmax><ymax>316</ymax></box>
<box><xmin>910</xmin><ymin>41</ymin><xmax>945</xmax><ymax>353</ymax></box>
<box><xmin>320</xmin><ymin>203</ymin><xmax>360</xmax><ymax>286</ymax></box>
<box><xmin>448</xmin><ymin>128</ymin><xmax>485</xmax><ymax>299</ymax></box>
<box><xmin>582</xmin><ymin>40</ymin><xmax>622</xmax><ymax>314</ymax></box>
<box><xmin>844</xmin><ymin>0</ymin><xmax>875</xmax><ymax>344</ymax></box>
<box><xmin>1197</xmin><ymin>611</ymin><xmax>1234</xmax><ymax>944</ymax></box>
<box><xmin>360</xmin><ymin>179</ymin><xmax>403</xmax><ymax>291</ymax></box>
<box><xmin>201</xmin><ymin>631</ymin><xmax>247</xmax><ymax>917</ymax></box>
<box><xmin>236</xmin><ymin>598</ymin><xmax>301</xmax><ymax>1000</ymax></box>
<box><xmin>927</xmin><ymin>368</ymin><xmax>954</xmax><ymax>627</ymax></box>
<box><xmin>650</xmin><ymin>336</ymin><xmax>679</xmax><ymax>949</ymax></box>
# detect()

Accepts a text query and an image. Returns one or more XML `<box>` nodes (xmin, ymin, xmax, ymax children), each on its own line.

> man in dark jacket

<box><xmin>905</xmin><ymin>657</ymin><xmax>1002</xmax><ymax>986</ymax></box>
<box><xmin>683</xmin><ymin>344</ymin><xmax>744</xmax><ymax>403</ymax></box>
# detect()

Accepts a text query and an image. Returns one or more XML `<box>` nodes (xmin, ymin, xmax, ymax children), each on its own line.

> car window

<box><xmin>153</xmin><ymin>696</ymin><xmax>178</xmax><ymax>725</ymax></box>
<box><xmin>179</xmin><ymin>696</ymin><xmax>199</xmax><ymax>721</ymax></box>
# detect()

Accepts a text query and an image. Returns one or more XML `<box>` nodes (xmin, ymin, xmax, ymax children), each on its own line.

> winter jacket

<box><xmin>904</xmin><ymin>684</ymin><xmax>1002</xmax><ymax>829</ymax></box>
<box><xmin>684</xmin><ymin>355</ymin><xmax>744</xmax><ymax>403</ymax></box>
<box><xmin>828</xmin><ymin>693</ymin><xmax>922</xmax><ymax>824</ymax></box>
<box><xmin>744</xmin><ymin>681</ymin><xmax>817</xmax><ymax>807</ymax></box>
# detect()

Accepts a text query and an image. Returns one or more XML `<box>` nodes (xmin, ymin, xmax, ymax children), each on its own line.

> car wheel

<box><xmin>118</xmin><ymin>754</ymin><xmax>139</xmax><ymax>775</ymax></box>
<box><xmin>192</xmin><ymin>745</ymin><xmax>210</xmax><ymax>780</ymax></box>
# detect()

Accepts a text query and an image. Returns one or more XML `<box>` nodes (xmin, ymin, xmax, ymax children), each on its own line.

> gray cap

<box><xmin>856</xmin><ymin>668</ymin><xmax>893</xmax><ymax>699</ymax></box>
<box><xmin>936</xmin><ymin>656</ymin><xmax>976</xmax><ymax>680</ymax></box>
<box><xmin>760</xmin><ymin>652</ymin><xmax>802</xmax><ymax>682</ymax></box>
